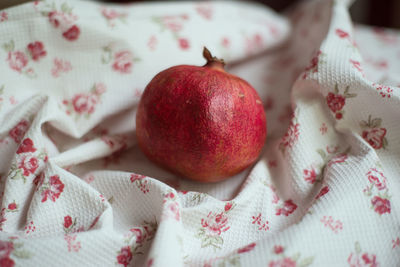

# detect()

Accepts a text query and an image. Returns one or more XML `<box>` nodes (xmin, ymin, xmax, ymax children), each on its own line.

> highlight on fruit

<box><xmin>136</xmin><ymin>47</ymin><xmax>267</xmax><ymax>182</ymax></box>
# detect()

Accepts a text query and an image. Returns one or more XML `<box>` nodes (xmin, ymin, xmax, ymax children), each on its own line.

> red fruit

<box><xmin>136</xmin><ymin>47</ymin><xmax>266</xmax><ymax>182</ymax></box>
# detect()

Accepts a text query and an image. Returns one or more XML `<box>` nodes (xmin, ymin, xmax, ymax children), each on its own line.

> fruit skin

<box><xmin>136</xmin><ymin>51</ymin><xmax>266</xmax><ymax>182</ymax></box>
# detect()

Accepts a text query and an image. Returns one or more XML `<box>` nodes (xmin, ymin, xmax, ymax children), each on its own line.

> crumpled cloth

<box><xmin>0</xmin><ymin>0</ymin><xmax>399</xmax><ymax>266</ymax></box>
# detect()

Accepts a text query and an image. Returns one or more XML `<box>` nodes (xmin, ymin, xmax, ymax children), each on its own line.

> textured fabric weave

<box><xmin>0</xmin><ymin>0</ymin><xmax>399</xmax><ymax>266</ymax></box>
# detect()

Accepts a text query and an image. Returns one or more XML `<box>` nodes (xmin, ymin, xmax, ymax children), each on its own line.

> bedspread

<box><xmin>0</xmin><ymin>0</ymin><xmax>399</xmax><ymax>266</ymax></box>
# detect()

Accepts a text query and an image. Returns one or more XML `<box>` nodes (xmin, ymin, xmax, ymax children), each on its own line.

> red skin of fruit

<box><xmin>136</xmin><ymin>57</ymin><xmax>266</xmax><ymax>182</ymax></box>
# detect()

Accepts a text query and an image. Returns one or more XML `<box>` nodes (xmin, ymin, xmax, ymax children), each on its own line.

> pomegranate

<box><xmin>136</xmin><ymin>47</ymin><xmax>266</xmax><ymax>182</ymax></box>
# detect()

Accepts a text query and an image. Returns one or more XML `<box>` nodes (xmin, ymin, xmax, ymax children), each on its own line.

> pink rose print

<box><xmin>0</xmin><ymin>12</ymin><xmax>8</xmax><ymax>22</ymax></box>
<box><xmin>371</xmin><ymin>196</ymin><xmax>391</xmax><ymax>215</ymax></box>
<box><xmin>27</xmin><ymin>41</ymin><xmax>46</xmax><ymax>61</ymax></box>
<box><xmin>275</xmin><ymin>199</ymin><xmax>297</xmax><ymax>216</ymax></box>
<box><xmin>167</xmin><ymin>202</ymin><xmax>180</xmax><ymax>221</ymax></box>
<box><xmin>9</xmin><ymin>120</ymin><xmax>29</xmax><ymax>143</ymax></box>
<box><xmin>366</xmin><ymin>168</ymin><xmax>386</xmax><ymax>190</ymax></box>
<box><xmin>0</xmin><ymin>239</ymin><xmax>32</xmax><ymax>265</ymax></box>
<box><xmin>18</xmin><ymin>154</ymin><xmax>39</xmax><ymax>176</ymax></box>
<box><xmin>152</xmin><ymin>15</ymin><xmax>190</xmax><ymax>49</ymax></box>
<box><xmin>62</xmin><ymin>25</ymin><xmax>80</xmax><ymax>41</ymax></box>
<box><xmin>63</xmin><ymin>83</ymin><xmax>106</xmax><ymax>119</ymax></box>
<box><xmin>112</xmin><ymin>51</ymin><xmax>133</xmax><ymax>74</ymax></box>
<box><xmin>268</xmin><ymin>257</ymin><xmax>296</xmax><ymax>267</ymax></box>
<box><xmin>237</xmin><ymin>242</ymin><xmax>256</xmax><ymax>254</ymax></box>
<box><xmin>41</xmin><ymin>175</ymin><xmax>65</xmax><ymax>203</ymax></box>
<box><xmin>336</xmin><ymin>28</ymin><xmax>349</xmax><ymax>39</ymax></box>
<box><xmin>117</xmin><ymin>246</ymin><xmax>132</xmax><ymax>267</ymax></box>
<box><xmin>196</xmin><ymin>3</ymin><xmax>213</xmax><ymax>20</ymax></box>
<box><xmin>48</xmin><ymin>11</ymin><xmax>63</xmax><ymax>28</ymax></box>
<box><xmin>7</xmin><ymin>51</ymin><xmax>28</xmax><ymax>72</ymax></box>
<box><xmin>0</xmin><ymin>240</ymin><xmax>13</xmax><ymax>258</ymax></box>
<box><xmin>326</xmin><ymin>84</ymin><xmax>356</xmax><ymax>120</ymax></box>
<box><xmin>348</xmin><ymin>242</ymin><xmax>378</xmax><ymax>267</ymax></box>
<box><xmin>315</xmin><ymin>186</ymin><xmax>329</xmax><ymax>199</ymax></box>
<box><xmin>279</xmin><ymin>120</ymin><xmax>300</xmax><ymax>152</ymax></box>
<box><xmin>221</xmin><ymin>37</ymin><xmax>230</xmax><ymax>48</ymax></box>
<box><xmin>101</xmin><ymin>7</ymin><xmax>127</xmax><ymax>27</ymax></box>
<box><xmin>274</xmin><ymin>245</ymin><xmax>284</xmax><ymax>254</ymax></box>
<box><xmin>40</xmin><ymin>3</ymin><xmax>80</xmax><ymax>41</ymax></box>
<box><xmin>51</xmin><ymin>58</ymin><xmax>72</xmax><ymax>77</ymax></box>
<box><xmin>360</xmin><ymin>115</ymin><xmax>388</xmax><ymax>149</ymax></box>
<box><xmin>16</xmin><ymin>138</ymin><xmax>36</xmax><ymax>154</ymax></box>
<box><xmin>362</xmin><ymin>128</ymin><xmax>387</xmax><ymax>149</ymax></box>
<box><xmin>130</xmin><ymin>228</ymin><xmax>144</xmax><ymax>244</ymax></box>
<box><xmin>269</xmin><ymin>245</ymin><xmax>314</xmax><ymax>267</ymax></box>
<box><xmin>196</xmin><ymin>204</ymin><xmax>234</xmax><ymax>249</ymax></box>
<box><xmin>72</xmin><ymin>94</ymin><xmax>97</xmax><ymax>114</ymax></box>
<box><xmin>201</xmin><ymin>212</ymin><xmax>230</xmax><ymax>236</ymax></box>
<box><xmin>320</xmin><ymin>216</ymin><xmax>343</xmax><ymax>233</ymax></box>
<box><xmin>147</xmin><ymin>35</ymin><xmax>158</xmax><ymax>51</ymax></box>
<box><xmin>178</xmin><ymin>38</ymin><xmax>190</xmax><ymax>50</ymax></box>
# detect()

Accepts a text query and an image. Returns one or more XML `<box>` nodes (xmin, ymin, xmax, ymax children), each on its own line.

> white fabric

<box><xmin>0</xmin><ymin>0</ymin><xmax>399</xmax><ymax>266</ymax></box>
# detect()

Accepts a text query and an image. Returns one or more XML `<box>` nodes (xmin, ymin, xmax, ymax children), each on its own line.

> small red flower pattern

<box><xmin>16</xmin><ymin>138</ymin><xmax>36</xmax><ymax>154</ymax></box>
<box><xmin>315</xmin><ymin>185</ymin><xmax>329</xmax><ymax>199</ymax></box>
<box><xmin>302</xmin><ymin>50</ymin><xmax>324</xmax><ymax>79</ymax></box>
<box><xmin>6</xmin><ymin>202</ymin><xmax>18</xmax><ymax>212</ymax></box>
<box><xmin>2</xmin><ymin>40</ymin><xmax>46</xmax><ymax>77</ymax></box>
<box><xmin>27</xmin><ymin>41</ymin><xmax>46</xmax><ymax>61</ymax></box>
<box><xmin>51</xmin><ymin>57</ymin><xmax>72</xmax><ymax>77</ymax></box>
<box><xmin>152</xmin><ymin>14</ymin><xmax>191</xmax><ymax>50</ymax></box>
<box><xmin>252</xmin><ymin>213</ymin><xmax>269</xmax><ymax>231</ymax></box>
<box><xmin>8</xmin><ymin>120</ymin><xmax>29</xmax><ymax>143</ymax></box>
<box><xmin>279</xmin><ymin>119</ymin><xmax>300</xmax><ymax>152</ymax></box>
<box><xmin>37</xmin><ymin>2</ymin><xmax>80</xmax><ymax>42</ymax></box>
<box><xmin>162</xmin><ymin>191</ymin><xmax>180</xmax><ymax>221</ymax></box>
<box><xmin>275</xmin><ymin>199</ymin><xmax>297</xmax><ymax>216</ymax></box>
<box><xmin>303</xmin><ymin>146</ymin><xmax>350</xmax><ymax>185</ymax></box>
<box><xmin>24</xmin><ymin>221</ymin><xmax>36</xmax><ymax>235</ymax></box>
<box><xmin>63</xmin><ymin>83</ymin><xmax>106</xmax><ymax>119</ymax></box>
<box><xmin>0</xmin><ymin>239</ymin><xmax>32</xmax><ymax>265</ymax></box>
<box><xmin>320</xmin><ymin>216</ymin><xmax>343</xmax><ymax>233</ymax></box>
<box><xmin>363</xmin><ymin>166</ymin><xmax>391</xmax><ymax>215</ymax></box>
<box><xmin>196</xmin><ymin>203</ymin><xmax>235</xmax><ymax>250</ymax></box>
<box><xmin>64</xmin><ymin>234</ymin><xmax>81</xmax><ymax>252</ymax></box>
<box><xmin>147</xmin><ymin>35</ymin><xmax>158</xmax><ymax>51</ymax></box>
<box><xmin>130</xmin><ymin>173</ymin><xmax>149</xmax><ymax>194</ymax></box>
<box><xmin>195</xmin><ymin>3</ymin><xmax>213</xmax><ymax>20</ymax></box>
<box><xmin>268</xmin><ymin>245</ymin><xmax>314</xmax><ymax>267</ymax></box>
<box><xmin>9</xmin><ymin>138</ymin><xmax>47</xmax><ymax>183</ymax></box>
<box><xmin>101</xmin><ymin>45</ymin><xmax>140</xmax><ymax>74</ymax></box>
<box><xmin>0</xmin><ymin>12</ymin><xmax>7</xmax><ymax>22</ymax></box>
<box><xmin>370</xmin><ymin>196</ymin><xmax>391</xmax><ymax>215</ymax></box>
<box><xmin>360</xmin><ymin>115</ymin><xmax>388</xmax><ymax>149</ymax></box>
<box><xmin>366</xmin><ymin>168</ymin><xmax>387</xmax><ymax>190</ymax></box>
<box><xmin>336</xmin><ymin>28</ymin><xmax>350</xmax><ymax>39</ymax></box>
<box><xmin>40</xmin><ymin>175</ymin><xmax>65</xmax><ymax>203</ymax></box>
<box><xmin>326</xmin><ymin>84</ymin><xmax>356</xmax><ymax>120</ymax></box>
<box><xmin>347</xmin><ymin>242</ymin><xmax>378</xmax><ymax>267</ymax></box>
<box><xmin>245</xmin><ymin>33</ymin><xmax>263</xmax><ymax>55</ymax></box>
<box><xmin>117</xmin><ymin>246</ymin><xmax>132</xmax><ymax>267</ymax></box>
<box><xmin>100</xmin><ymin>7</ymin><xmax>127</xmax><ymax>27</ymax></box>
<box><xmin>63</xmin><ymin>215</ymin><xmax>76</xmax><ymax>233</ymax></box>
<box><xmin>371</xmin><ymin>82</ymin><xmax>393</xmax><ymax>98</ymax></box>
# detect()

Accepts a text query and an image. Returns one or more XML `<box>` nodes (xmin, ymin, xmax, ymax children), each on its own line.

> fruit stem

<box><xmin>203</xmin><ymin>47</ymin><xmax>225</xmax><ymax>70</ymax></box>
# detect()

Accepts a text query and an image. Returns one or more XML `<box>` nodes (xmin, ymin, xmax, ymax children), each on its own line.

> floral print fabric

<box><xmin>0</xmin><ymin>0</ymin><xmax>399</xmax><ymax>266</ymax></box>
